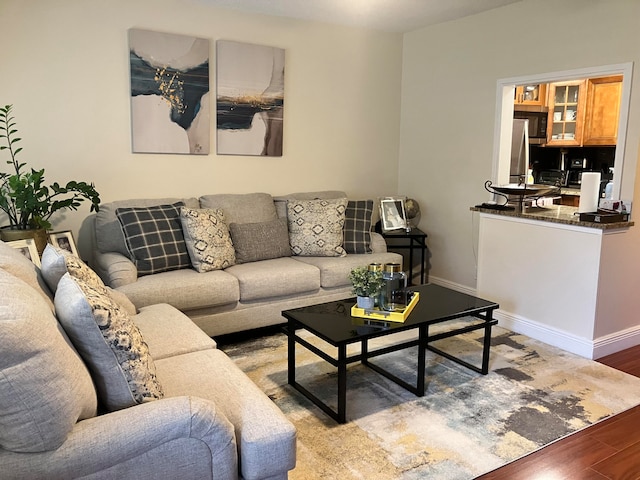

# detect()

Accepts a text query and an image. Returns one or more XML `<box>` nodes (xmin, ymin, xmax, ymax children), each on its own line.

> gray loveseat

<box><xmin>91</xmin><ymin>191</ymin><xmax>402</xmax><ymax>337</ymax></box>
<box><xmin>0</xmin><ymin>240</ymin><xmax>296</xmax><ymax>479</ymax></box>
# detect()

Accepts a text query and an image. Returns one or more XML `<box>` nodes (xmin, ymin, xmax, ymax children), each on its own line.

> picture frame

<box><xmin>7</xmin><ymin>238</ymin><xmax>41</xmax><ymax>267</ymax></box>
<box><xmin>49</xmin><ymin>230</ymin><xmax>78</xmax><ymax>256</ymax></box>
<box><xmin>380</xmin><ymin>197</ymin><xmax>407</xmax><ymax>232</ymax></box>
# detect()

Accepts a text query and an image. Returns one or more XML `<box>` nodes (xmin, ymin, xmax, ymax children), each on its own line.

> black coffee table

<box><xmin>282</xmin><ymin>284</ymin><xmax>499</xmax><ymax>423</ymax></box>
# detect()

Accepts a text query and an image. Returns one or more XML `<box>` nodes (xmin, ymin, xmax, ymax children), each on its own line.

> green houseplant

<box><xmin>0</xmin><ymin>104</ymin><xmax>100</xmax><ymax>253</ymax></box>
<box><xmin>349</xmin><ymin>266</ymin><xmax>384</xmax><ymax>309</ymax></box>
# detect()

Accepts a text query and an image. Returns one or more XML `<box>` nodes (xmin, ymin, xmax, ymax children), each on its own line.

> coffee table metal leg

<box><xmin>337</xmin><ymin>344</ymin><xmax>347</xmax><ymax>423</ymax></box>
<box><xmin>481</xmin><ymin>311</ymin><xmax>494</xmax><ymax>374</ymax></box>
<box><xmin>287</xmin><ymin>321</ymin><xmax>295</xmax><ymax>385</ymax></box>
<box><xmin>417</xmin><ymin>325</ymin><xmax>427</xmax><ymax>396</ymax></box>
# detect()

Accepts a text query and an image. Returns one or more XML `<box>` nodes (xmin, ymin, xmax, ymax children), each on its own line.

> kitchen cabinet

<box><xmin>582</xmin><ymin>75</ymin><xmax>622</xmax><ymax>146</ymax></box>
<box><xmin>546</xmin><ymin>80</ymin><xmax>586</xmax><ymax>147</ymax></box>
<box><xmin>514</xmin><ymin>83</ymin><xmax>547</xmax><ymax>106</ymax></box>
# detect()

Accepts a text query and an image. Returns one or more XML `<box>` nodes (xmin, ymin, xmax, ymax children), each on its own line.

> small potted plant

<box><xmin>349</xmin><ymin>265</ymin><xmax>384</xmax><ymax>309</ymax></box>
<box><xmin>0</xmin><ymin>104</ymin><xmax>101</xmax><ymax>253</ymax></box>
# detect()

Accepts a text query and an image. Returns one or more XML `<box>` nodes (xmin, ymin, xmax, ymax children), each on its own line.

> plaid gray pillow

<box><xmin>116</xmin><ymin>202</ymin><xmax>191</xmax><ymax>276</ymax></box>
<box><xmin>343</xmin><ymin>200</ymin><xmax>373</xmax><ymax>254</ymax></box>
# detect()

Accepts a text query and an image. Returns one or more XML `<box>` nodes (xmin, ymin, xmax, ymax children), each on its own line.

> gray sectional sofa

<box><xmin>0</xmin><ymin>240</ymin><xmax>296</xmax><ymax>479</ymax></box>
<box><xmin>91</xmin><ymin>190</ymin><xmax>402</xmax><ymax>337</ymax></box>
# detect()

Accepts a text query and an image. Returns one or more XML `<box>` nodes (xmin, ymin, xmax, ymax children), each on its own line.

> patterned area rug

<box><xmin>221</xmin><ymin>321</ymin><xmax>640</xmax><ymax>479</ymax></box>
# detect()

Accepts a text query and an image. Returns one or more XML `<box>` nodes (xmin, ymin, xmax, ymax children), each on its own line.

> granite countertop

<box><xmin>470</xmin><ymin>204</ymin><xmax>634</xmax><ymax>230</ymax></box>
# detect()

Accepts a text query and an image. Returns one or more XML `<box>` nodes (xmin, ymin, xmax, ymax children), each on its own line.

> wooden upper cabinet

<box><xmin>546</xmin><ymin>80</ymin><xmax>586</xmax><ymax>147</ymax></box>
<box><xmin>514</xmin><ymin>84</ymin><xmax>547</xmax><ymax>106</ymax></box>
<box><xmin>582</xmin><ymin>75</ymin><xmax>622</xmax><ymax>146</ymax></box>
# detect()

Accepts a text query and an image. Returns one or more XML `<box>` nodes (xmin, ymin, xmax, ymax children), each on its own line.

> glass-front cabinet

<box><xmin>514</xmin><ymin>83</ymin><xmax>547</xmax><ymax>106</ymax></box>
<box><xmin>547</xmin><ymin>80</ymin><xmax>586</xmax><ymax>146</ymax></box>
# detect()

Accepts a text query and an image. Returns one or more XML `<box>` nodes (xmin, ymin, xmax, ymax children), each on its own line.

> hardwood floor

<box><xmin>476</xmin><ymin>345</ymin><xmax>640</xmax><ymax>480</ymax></box>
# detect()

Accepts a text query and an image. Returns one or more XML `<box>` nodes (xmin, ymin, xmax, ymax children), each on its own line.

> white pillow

<box><xmin>179</xmin><ymin>206</ymin><xmax>236</xmax><ymax>272</ymax></box>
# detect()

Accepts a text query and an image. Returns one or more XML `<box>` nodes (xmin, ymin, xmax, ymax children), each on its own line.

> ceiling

<box><xmin>197</xmin><ymin>0</ymin><xmax>524</xmax><ymax>33</ymax></box>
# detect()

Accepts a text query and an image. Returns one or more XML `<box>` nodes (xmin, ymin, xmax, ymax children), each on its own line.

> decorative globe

<box><xmin>404</xmin><ymin>198</ymin><xmax>421</xmax><ymax>227</ymax></box>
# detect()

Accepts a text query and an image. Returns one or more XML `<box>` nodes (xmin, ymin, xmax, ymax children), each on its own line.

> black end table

<box><xmin>282</xmin><ymin>284</ymin><xmax>499</xmax><ymax>423</ymax></box>
<box><xmin>378</xmin><ymin>227</ymin><xmax>428</xmax><ymax>285</ymax></box>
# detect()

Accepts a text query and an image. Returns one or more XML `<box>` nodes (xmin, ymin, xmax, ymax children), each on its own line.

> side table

<box><xmin>378</xmin><ymin>226</ymin><xmax>428</xmax><ymax>285</ymax></box>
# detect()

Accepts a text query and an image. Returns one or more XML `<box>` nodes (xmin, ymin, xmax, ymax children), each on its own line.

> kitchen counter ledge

<box><xmin>470</xmin><ymin>205</ymin><xmax>634</xmax><ymax>230</ymax></box>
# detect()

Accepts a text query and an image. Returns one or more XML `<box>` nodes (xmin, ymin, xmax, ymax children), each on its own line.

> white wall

<box><xmin>400</xmin><ymin>0</ymin><xmax>640</xmax><ymax>298</ymax></box>
<box><xmin>0</xmin><ymin>0</ymin><xmax>403</xmax><ymax>259</ymax></box>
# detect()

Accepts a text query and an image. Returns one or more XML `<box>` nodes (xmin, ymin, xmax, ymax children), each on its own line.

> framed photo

<box><xmin>380</xmin><ymin>197</ymin><xmax>407</xmax><ymax>232</ymax></box>
<box><xmin>49</xmin><ymin>230</ymin><xmax>78</xmax><ymax>256</ymax></box>
<box><xmin>7</xmin><ymin>238</ymin><xmax>41</xmax><ymax>267</ymax></box>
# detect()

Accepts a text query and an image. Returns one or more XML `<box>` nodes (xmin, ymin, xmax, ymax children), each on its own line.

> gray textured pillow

<box><xmin>179</xmin><ymin>206</ymin><xmax>236</xmax><ymax>272</ymax></box>
<box><xmin>229</xmin><ymin>218</ymin><xmax>292</xmax><ymax>263</ymax></box>
<box><xmin>55</xmin><ymin>274</ymin><xmax>164</xmax><ymax>411</ymax></box>
<box><xmin>0</xmin><ymin>269</ymin><xmax>97</xmax><ymax>453</ymax></box>
<box><xmin>40</xmin><ymin>244</ymin><xmax>137</xmax><ymax>316</ymax></box>
<box><xmin>287</xmin><ymin>198</ymin><xmax>348</xmax><ymax>257</ymax></box>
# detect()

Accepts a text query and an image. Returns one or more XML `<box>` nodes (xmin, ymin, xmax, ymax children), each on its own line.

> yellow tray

<box><xmin>350</xmin><ymin>292</ymin><xmax>419</xmax><ymax>323</ymax></box>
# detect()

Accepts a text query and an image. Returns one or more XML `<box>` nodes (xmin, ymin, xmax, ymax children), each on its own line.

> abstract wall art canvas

<box><xmin>216</xmin><ymin>40</ymin><xmax>285</xmax><ymax>156</ymax></box>
<box><xmin>129</xmin><ymin>28</ymin><xmax>210</xmax><ymax>154</ymax></box>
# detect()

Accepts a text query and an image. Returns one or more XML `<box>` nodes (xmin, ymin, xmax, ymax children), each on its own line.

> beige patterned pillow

<box><xmin>287</xmin><ymin>198</ymin><xmax>348</xmax><ymax>257</ymax></box>
<box><xmin>54</xmin><ymin>274</ymin><xmax>164</xmax><ymax>411</ymax></box>
<box><xmin>179</xmin><ymin>207</ymin><xmax>236</xmax><ymax>272</ymax></box>
<box><xmin>40</xmin><ymin>244</ymin><xmax>137</xmax><ymax>316</ymax></box>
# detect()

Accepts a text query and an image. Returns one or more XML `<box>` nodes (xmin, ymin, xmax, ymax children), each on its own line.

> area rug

<box><xmin>221</xmin><ymin>321</ymin><xmax>640</xmax><ymax>479</ymax></box>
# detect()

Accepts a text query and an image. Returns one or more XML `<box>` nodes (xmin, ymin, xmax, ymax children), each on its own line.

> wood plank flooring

<box><xmin>476</xmin><ymin>345</ymin><xmax>640</xmax><ymax>480</ymax></box>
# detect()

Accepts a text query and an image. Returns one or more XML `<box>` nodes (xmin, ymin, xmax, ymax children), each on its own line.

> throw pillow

<box><xmin>55</xmin><ymin>273</ymin><xmax>164</xmax><ymax>411</ymax></box>
<box><xmin>179</xmin><ymin>206</ymin><xmax>236</xmax><ymax>272</ymax></box>
<box><xmin>287</xmin><ymin>198</ymin><xmax>348</xmax><ymax>257</ymax></box>
<box><xmin>40</xmin><ymin>244</ymin><xmax>137</xmax><ymax>316</ymax></box>
<box><xmin>229</xmin><ymin>218</ymin><xmax>291</xmax><ymax>263</ymax></box>
<box><xmin>0</xmin><ymin>269</ymin><xmax>97</xmax><ymax>453</ymax></box>
<box><xmin>115</xmin><ymin>202</ymin><xmax>191</xmax><ymax>276</ymax></box>
<box><xmin>343</xmin><ymin>200</ymin><xmax>374</xmax><ymax>254</ymax></box>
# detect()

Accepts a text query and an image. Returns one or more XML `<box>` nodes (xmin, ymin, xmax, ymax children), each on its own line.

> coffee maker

<box><xmin>566</xmin><ymin>158</ymin><xmax>588</xmax><ymax>187</ymax></box>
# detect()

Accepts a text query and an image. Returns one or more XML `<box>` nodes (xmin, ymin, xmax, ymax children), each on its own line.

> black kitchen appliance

<box><xmin>567</xmin><ymin>158</ymin><xmax>587</xmax><ymax>187</ymax></box>
<box><xmin>514</xmin><ymin>107</ymin><xmax>548</xmax><ymax>145</ymax></box>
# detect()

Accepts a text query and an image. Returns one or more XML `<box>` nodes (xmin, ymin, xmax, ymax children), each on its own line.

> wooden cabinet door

<box><xmin>583</xmin><ymin>75</ymin><xmax>622</xmax><ymax>146</ymax></box>
<box><xmin>514</xmin><ymin>84</ymin><xmax>547</xmax><ymax>106</ymax></box>
<box><xmin>546</xmin><ymin>81</ymin><xmax>586</xmax><ymax>146</ymax></box>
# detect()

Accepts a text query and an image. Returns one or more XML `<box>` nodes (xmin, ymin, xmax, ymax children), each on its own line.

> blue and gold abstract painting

<box><xmin>129</xmin><ymin>28</ymin><xmax>210</xmax><ymax>154</ymax></box>
<box><xmin>216</xmin><ymin>40</ymin><xmax>284</xmax><ymax>156</ymax></box>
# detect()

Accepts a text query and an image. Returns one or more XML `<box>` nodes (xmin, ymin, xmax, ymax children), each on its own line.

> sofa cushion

<box><xmin>0</xmin><ymin>269</ymin><xmax>97</xmax><ymax>453</ymax></box>
<box><xmin>287</xmin><ymin>198</ymin><xmax>348</xmax><ymax>257</ymax></box>
<box><xmin>133</xmin><ymin>304</ymin><xmax>217</xmax><ymax>360</ymax></box>
<box><xmin>179</xmin><ymin>206</ymin><xmax>236</xmax><ymax>272</ymax></box>
<box><xmin>229</xmin><ymin>218</ymin><xmax>291</xmax><ymax>264</ymax></box>
<box><xmin>116</xmin><ymin>268</ymin><xmax>240</xmax><ymax>311</ymax></box>
<box><xmin>225</xmin><ymin>257</ymin><xmax>320</xmax><ymax>301</ymax></box>
<box><xmin>95</xmin><ymin>197</ymin><xmax>200</xmax><ymax>256</ymax></box>
<box><xmin>116</xmin><ymin>202</ymin><xmax>192</xmax><ymax>276</ymax></box>
<box><xmin>199</xmin><ymin>193</ymin><xmax>277</xmax><ymax>225</ymax></box>
<box><xmin>40</xmin><ymin>244</ymin><xmax>137</xmax><ymax>316</ymax></box>
<box><xmin>55</xmin><ymin>273</ymin><xmax>164</xmax><ymax>411</ymax></box>
<box><xmin>343</xmin><ymin>199</ymin><xmax>374</xmax><ymax>254</ymax></box>
<box><xmin>294</xmin><ymin>251</ymin><xmax>403</xmax><ymax>288</ymax></box>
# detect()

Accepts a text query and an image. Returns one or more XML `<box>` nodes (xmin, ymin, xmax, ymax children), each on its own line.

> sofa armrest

<box><xmin>0</xmin><ymin>396</ymin><xmax>238</xmax><ymax>480</ymax></box>
<box><xmin>94</xmin><ymin>251</ymin><xmax>138</xmax><ymax>288</ymax></box>
<box><xmin>370</xmin><ymin>232</ymin><xmax>388</xmax><ymax>253</ymax></box>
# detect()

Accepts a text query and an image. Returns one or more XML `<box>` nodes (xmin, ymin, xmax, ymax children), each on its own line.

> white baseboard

<box><xmin>428</xmin><ymin>276</ymin><xmax>640</xmax><ymax>359</ymax></box>
<box><xmin>593</xmin><ymin>327</ymin><xmax>640</xmax><ymax>359</ymax></box>
<box><xmin>428</xmin><ymin>276</ymin><xmax>477</xmax><ymax>297</ymax></box>
<box><xmin>494</xmin><ymin>310</ymin><xmax>596</xmax><ymax>359</ymax></box>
